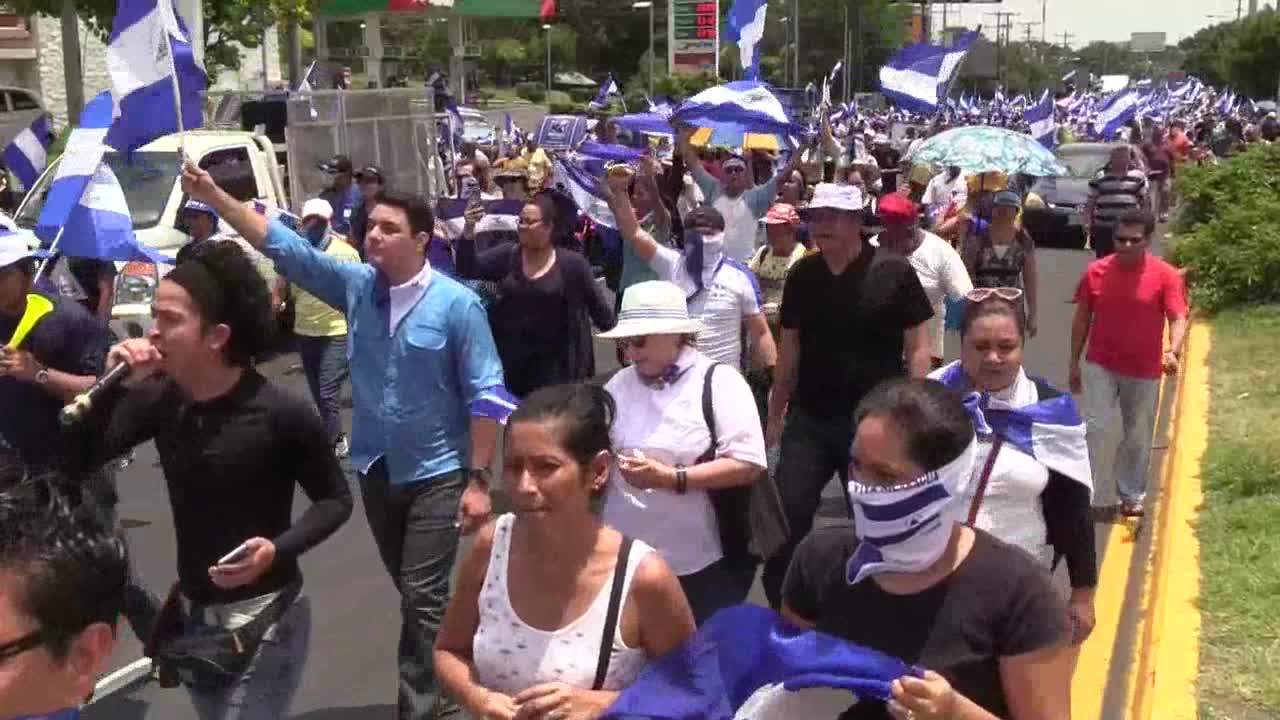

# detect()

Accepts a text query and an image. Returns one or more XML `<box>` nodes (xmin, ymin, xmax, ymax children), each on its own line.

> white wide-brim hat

<box><xmin>598</xmin><ymin>280</ymin><xmax>706</xmax><ymax>339</ymax></box>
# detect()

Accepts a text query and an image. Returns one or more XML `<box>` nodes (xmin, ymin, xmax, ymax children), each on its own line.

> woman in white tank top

<box><xmin>435</xmin><ymin>384</ymin><xmax>696</xmax><ymax>720</ymax></box>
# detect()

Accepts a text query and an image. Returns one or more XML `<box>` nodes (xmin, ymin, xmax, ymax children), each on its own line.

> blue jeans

<box><xmin>359</xmin><ymin>461</ymin><xmax>465</xmax><ymax>720</ymax></box>
<box><xmin>761</xmin><ymin>407</ymin><xmax>854</xmax><ymax>609</ymax></box>
<box><xmin>1081</xmin><ymin>361</ymin><xmax>1160</xmax><ymax>502</ymax></box>
<box><xmin>188</xmin><ymin>596</ymin><xmax>313</xmax><ymax>720</ymax></box>
<box><xmin>297</xmin><ymin>334</ymin><xmax>349</xmax><ymax>444</ymax></box>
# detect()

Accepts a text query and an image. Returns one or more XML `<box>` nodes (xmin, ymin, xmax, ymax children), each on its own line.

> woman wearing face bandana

<box><xmin>782</xmin><ymin>378</ymin><xmax>1072</xmax><ymax>720</ymax></box>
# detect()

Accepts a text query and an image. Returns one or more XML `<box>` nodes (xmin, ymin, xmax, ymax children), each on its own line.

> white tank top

<box><xmin>473</xmin><ymin>514</ymin><xmax>652</xmax><ymax>695</ymax></box>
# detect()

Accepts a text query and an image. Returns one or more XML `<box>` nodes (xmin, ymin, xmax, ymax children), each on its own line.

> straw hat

<box><xmin>597</xmin><ymin>281</ymin><xmax>705</xmax><ymax>339</ymax></box>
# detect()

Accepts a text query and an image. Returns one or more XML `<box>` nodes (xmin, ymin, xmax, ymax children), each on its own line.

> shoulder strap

<box><xmin>967</xmin><ymin>436</ymin><xmax>1004</xmax><ymax>526</ymax></box>
<box><xmin>592</xmin><ymin>536</ymin><xmax>635</xmax><ymax>691</ymax></box>
<box><xmin>700</xmin><ymin>363</ymin><xmax>721</xmax><ymax>462</ymax></box>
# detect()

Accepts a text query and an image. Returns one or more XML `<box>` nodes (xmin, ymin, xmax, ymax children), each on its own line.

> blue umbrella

<box><xmin>907</xmin><ymin>125</ymin><xmax>1067</xmax><ymax>177</ymax></box>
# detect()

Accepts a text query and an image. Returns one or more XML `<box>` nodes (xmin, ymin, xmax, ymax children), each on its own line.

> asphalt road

<box><xmin>85</xmin><ymin>237</ymin><xmax>1137</xmax><ymax>719</ymax></box>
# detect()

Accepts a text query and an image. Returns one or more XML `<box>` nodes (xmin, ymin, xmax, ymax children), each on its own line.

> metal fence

<box><xmin>199</xmin><ymin>88</ymin><xmax>443</xmax><ymax>211</ymax></box>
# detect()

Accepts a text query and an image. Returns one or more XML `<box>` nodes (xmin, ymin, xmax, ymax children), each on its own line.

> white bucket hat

<box><xmin>804</xmin><ymin>183</ymin><xmax>866</xmax><ymax>215</ymax></box>
<box><xmin>598</xmin><ymin>280</ymin><xmax>705</xmax><ymax>339</ymax></box>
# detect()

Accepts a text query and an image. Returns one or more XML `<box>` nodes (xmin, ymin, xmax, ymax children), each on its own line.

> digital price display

<box><xmin>669</xmin><ymin>0</ymin><xmax>718</xmax><ymax>76</ymax></box>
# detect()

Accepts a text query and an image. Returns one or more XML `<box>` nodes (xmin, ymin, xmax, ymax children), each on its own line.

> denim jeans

<box><xmin>297</xmin><ymin>334</ymin><xmax>350</xmax><ymax>444</ymax></box>
<box><xmin>359</xmin><ymin>461</ymin><xmax>465</xmax><ymax>720</ymax></box>
<box><xmin>188</xmin><ymin>596</ymin><xmax>313</xmax><ymax>720</ymax></box>
<box><xmin>678</xmin><ymin>558</ymin><xmax>756</xmax><ymax>626</ymax></box>
<box><xmin>761</xmin><ymin>407</ymin><xmax>854</xmax><ymax>608</ymax></box>
<box><xmin>1081</xmin><ymin>361</ymin><xmax>1160</xmax><ymax>502</ymax></box>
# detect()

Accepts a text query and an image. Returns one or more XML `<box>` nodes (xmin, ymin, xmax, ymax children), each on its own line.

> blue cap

<box><xmin>992</xmin><ymin>190</ymin><xmax>1022</xmax><ymax>209</ymax></box>
<box><xmin>183</xmin><ymin>199</ymin><xmax>218</xmax><ymax>218</ymax></box>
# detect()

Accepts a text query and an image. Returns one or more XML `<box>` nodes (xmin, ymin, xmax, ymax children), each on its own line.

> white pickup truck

<box><xmin>13</xmin><ymin>130</ymin><xmax>289</xmax><ymax>339</ymax></box>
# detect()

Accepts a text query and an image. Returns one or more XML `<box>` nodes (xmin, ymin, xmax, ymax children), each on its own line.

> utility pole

<box><xmin>843</xmin><ymin>2</ymin><xmax>850</xmax><ymax>102</ymax></box>
<box><xmin>986</xmin><ymin>12</ymin><xmax>1017</xmax><ymax>87</ymax></box>
<box><xmin>792</xmin><ymin>0</ymin><xmax>800</xmax><ymax>91</ymax></box>
<box><xmin>1060</xmin><ymin>31</ymin><xmax>1074</xmax><ymax>50</ymax></box>
<box><xmin>1041</xmin><ymin>0</ymin><xmax>1047</xmax><ymax>43</ymax></box>
<box><xmin>1237</xmin><ymin>0</ymin><xmax>1243</xmax><ymax>20</ymax></box>
<box><xmin>1019</xmin><ymin>22</ymin><xmax>1040</xmax><ymax>46</ymax></box>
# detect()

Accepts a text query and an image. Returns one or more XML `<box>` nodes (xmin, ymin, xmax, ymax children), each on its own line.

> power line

<box><xmin>1018</xmin><ymin>21</ymin><xmax>1041</xmax><ymax>45</ymax></box>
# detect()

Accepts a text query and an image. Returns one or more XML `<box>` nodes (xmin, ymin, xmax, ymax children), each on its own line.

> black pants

<box><xmin>359</xmin><ymin>461</ymin><xmax>465</xmax><ymax>720</ymax></box>
<box><xmin>678</xmin><ymin>558</ymin><xmax>756</xmax><ymax>626</ymax></box>
<box><xmin>761</xmin><ymin>407</ymin><xmax>855</xmax><ymax>609</ymax></box>
<box><xmin>1091</xmin><ymin>225</ymin><xmax>1116</xmax><ymax>259</ymax></box>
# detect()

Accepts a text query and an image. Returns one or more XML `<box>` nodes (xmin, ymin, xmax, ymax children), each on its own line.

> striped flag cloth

<box><xmin>472</xmin><ymin>385</ymin><xmax>519</xmax><ymax>423</ymax></box>
<box><xmin>1094</xmin><ymin>89</ymin><xmax>1139</xmax><ymax>139</ymax></box>
<box><xmin>435</xmin><ymin>197</ymin><xmax>522</xmax><ymax>249</ymax></box>
<box><xmin>3</xmin><ymin>113</ymin><xmax>54</xmax><ymax>189</ymax></box>
<box><xmin>104</xmin><ymin>0</ymin><xmax>206</xmax><ymax>154</ymax></box>
<box><xmin>1024</xmin><ymin>89</ymin><xmax>1057</xmax><ymax>149</ymax></box>
<box><xmin>252</xmin><ymin>200</ymin><xmax>301</xmax><ymax>231</ymax></box>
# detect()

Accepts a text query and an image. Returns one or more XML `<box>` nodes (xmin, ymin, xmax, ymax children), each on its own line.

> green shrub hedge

<box><xmin>515</xmin><ymin>82</ymin><xmax>545</xmax><ymax>103</ymax></box>
<box><xmin>1171</xmin><ymin>144</ymin><xmax>1280</xmax><ymax>313</ymax></box>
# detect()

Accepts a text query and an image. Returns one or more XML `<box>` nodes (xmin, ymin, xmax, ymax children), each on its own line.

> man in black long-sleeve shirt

<box><xmin>73</xmin><ymin>240</ymin><xmax>352</xmax><ymax>718</ymax></box>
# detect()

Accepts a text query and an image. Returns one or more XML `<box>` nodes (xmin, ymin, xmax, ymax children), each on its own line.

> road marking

<box><xmin>1129</xmin><ymin>322</ymin><xmax>1208</xmax><ymax>720</ymax></box>
<box><xmin>91</xmin><ymin>657</ymin><xmax>151</xmax><ymax>703</ymax></box>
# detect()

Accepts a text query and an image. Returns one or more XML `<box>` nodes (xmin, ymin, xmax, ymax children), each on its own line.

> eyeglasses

<box><xmin>0</xmin><ymin>627</ymin><xmax>54</xmax><ymax>664</ymax></box>
<box><xmin>619</xmin><ymin>336</ymin><xmax>649</xmax><ymax>349</ymax></box>
<box><xmin>1114</xmin><ymin>235</ymin><xmax>1147</xmax><ymax>247</ymax></box>
<box><xmin>966</xmin><ymin>287</ymin><xmax>1024</xmax><ymax>303</ymax></box>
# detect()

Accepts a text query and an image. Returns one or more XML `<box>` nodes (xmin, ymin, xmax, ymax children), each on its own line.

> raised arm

<box><xmin>600</xmin><ymin>173</ymin><xmax>661</xmax><ymax>263</ymax></box>
<box><xmin>453</xmin><ymin>203</ymin><xmax>516</xmax><ymax>281</ymax></box>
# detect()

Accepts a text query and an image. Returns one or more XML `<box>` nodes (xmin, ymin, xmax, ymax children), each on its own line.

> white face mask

<box><xmin>845</xmin><ymin>440</ymin><xmax>977</xmax><ymax>584</ymax></box>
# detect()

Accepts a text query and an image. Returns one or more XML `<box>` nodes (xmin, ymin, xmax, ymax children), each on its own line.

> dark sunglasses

<box><xmin>1114</xmin><ymin>235</ymin><xmax>1147</xmax><ymax>247</ymax></box>
<box><xmin>0</xmin><ymin>626</ymin><xmax>56</xmax><ymax>664</ymax></box>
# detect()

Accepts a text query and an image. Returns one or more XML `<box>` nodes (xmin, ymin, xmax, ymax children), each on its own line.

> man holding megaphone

<box><xmin>0</xmin><ymin>233</ymin><xmax>110</xmax><ymax>475</ymax></box>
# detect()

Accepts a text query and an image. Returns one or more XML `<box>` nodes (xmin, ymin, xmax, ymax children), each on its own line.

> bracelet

<box><xmin>675</xmin><ymin>465</ymin><xmax>688</xmax><ymax>495</ymax></box>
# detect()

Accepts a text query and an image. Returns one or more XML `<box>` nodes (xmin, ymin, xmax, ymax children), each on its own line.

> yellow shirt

<box><xmin>292</xmin><ymin>237</ymin><xmax>360</xmax><ymax>337</ymax></box>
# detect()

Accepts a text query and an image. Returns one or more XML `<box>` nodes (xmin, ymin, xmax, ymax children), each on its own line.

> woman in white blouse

<box><xmin>434</xmin><ymin>383</ymin><xmax>695</xmax><ymax>720</ymax></box>
<box><xmin>599</xmin><ymin>280</ymin><xmax>768</xmax><ymax>625</ymax></box>
<box><xmin>930</xmin><ymin>290</ymin><xmax>1099</xmax><ymax>651</ymax></box>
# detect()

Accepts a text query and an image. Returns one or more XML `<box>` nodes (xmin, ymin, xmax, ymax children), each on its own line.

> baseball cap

<box><xmin>318</xmin><ymin>155</ymin><xmax>353</xmax><ymax>174</ymax></box>
<box><xmin>354</xmin><ymin>164</ymin><xmax>384</xmax><ymax>183</ymax></box>
<box><xmin>992</xmin><ymin>190</ymin><xmax>1022</xmax><ymax>209</ymax></box>
<box><xmin>182</xmin><ymin>199</ymin><xmax>218</xmax><ymax>218</ymax></box>
<box><xmin>762</xmin><ymin>203</ymin><xmax>801</xmax><ymax>226</ymax></box>
<box><xmin>877</xmin><ymin>193</ymin><xmax>918</xmax><ymax>224</ymax></box>
<box><xmin>0</xmin><ymin>231</ymin><xmax>44</xmax><ymax>269</ymax></box>
<box><xmin>301</xmin><ymin>198</ymin><xmax>335</xmax><ymax>221</ymax></box>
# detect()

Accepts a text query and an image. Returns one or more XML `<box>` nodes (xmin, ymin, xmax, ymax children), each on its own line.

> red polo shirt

<box><xmin>1075</xmin><ymin>253</ymin><xmax>1188</xmax><ymax>379</ymax></box>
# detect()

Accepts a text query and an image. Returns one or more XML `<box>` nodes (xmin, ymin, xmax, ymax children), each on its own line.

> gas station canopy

<box><xmin>320</xmin><ymin>0</ymin><xmax>541</xmax><ymax>17</ymax></box>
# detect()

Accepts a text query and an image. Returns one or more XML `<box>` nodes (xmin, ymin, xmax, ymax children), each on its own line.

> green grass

<box><xmin>1197</xmin><ymin>304</ymin><xmax>1280</xmax><ymax>719</ymax></box>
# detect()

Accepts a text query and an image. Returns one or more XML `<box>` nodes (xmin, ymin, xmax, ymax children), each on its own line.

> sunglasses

<box><xmin>619</xmin><ymin>336</ymin><xmax>650</xmax><ymax>349</ymax></box>
<box><xmin>1114</xmin><ymin>235</ymin><xmax>1147</xmax><ymax>247</ymax></box>
<box><xmin>966</xmin><ymin>287</ymin><xmax>1024</xmax><ymax>303</ymax></box>
<box><xmin>0</xmin><ymin>627</ymin><xmax>55</xmax><ymax>664</ymax></box>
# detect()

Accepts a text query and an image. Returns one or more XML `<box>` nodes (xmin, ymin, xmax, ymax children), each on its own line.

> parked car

<box><xmin>1023</xmin><ymin>142</ymin><xmax>1126</xmax><ymax>250</ymax></box>
<box><xmin>435</xmin><ymin>107</ymin><xmax>498</xmax><ymax>157</ymax></box>
<box><xmin>0</xmin><ymin>86</ymin><xmax>47</xmax><ymax>148</ymax></box>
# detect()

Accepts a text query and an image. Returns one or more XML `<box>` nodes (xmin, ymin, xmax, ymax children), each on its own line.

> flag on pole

<box><xmin>1024</xmin><ymin>89</ymin><xmax>1057</xmax><ymax>149</ymax></box>
<box><xmin>725</xmin><ymin>0</ymin><xmax>768</xmax><ymax>81</ymax></box>
<box><xmin>34</xmin><ymin>92</ymin><xmax>166</xmax><ymax>263</ymax></box>
<box><xmin>589</xmin><ymin>73</ymin><xmax>621</xmax><ymax>110</ymax></box>
<box><xmin>3</xmin><ymin>114</ymin><xmax>54</xmax><ymax>189</ymax></box>
<box><xmin>878</xmin><ymin>31</ymin><xmax>978</xmax><ymax>114</ymax></box>
<box><xmin>104</xmin><ymin>0</ymin><xmax>206</xmax><ymax>154</ymax></box>
<box><xmin>296</xmin><ymin>60</ymin><xmax>319</xmax><ymax>119</ymax></box>
<box><xmin>1094</xmin><ymin>89</ymin><xmax>1139</xmax><ymax>139</ymax></box>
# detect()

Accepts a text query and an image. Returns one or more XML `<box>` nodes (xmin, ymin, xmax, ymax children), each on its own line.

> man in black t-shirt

<box><xmin>761</xmin><ymin>183</ymin><xmax>933</xmax><ymax>608</ymax></box>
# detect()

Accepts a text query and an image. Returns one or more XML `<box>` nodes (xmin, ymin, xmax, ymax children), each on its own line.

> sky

<box><xmin>932</xmin><ymin>0</ymin><xmax>1267</xmax><ymax>47</ymax></box>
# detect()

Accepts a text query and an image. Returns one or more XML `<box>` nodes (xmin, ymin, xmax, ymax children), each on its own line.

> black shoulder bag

<box><xmin>700</xmin><ymin>364</ymin><xmax>790</xmax><ymax>571</ymax></box>
<box><xmin>592</xmin><ymin>536</ymin><xmax>635</xmax><ymax>690</ymax></box>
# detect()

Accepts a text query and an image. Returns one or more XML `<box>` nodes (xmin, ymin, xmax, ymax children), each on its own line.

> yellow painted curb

<box><xmin>1128</xmin><ymin>321</ymin><xmax>1209</xmax><ymax>720</ymax></box>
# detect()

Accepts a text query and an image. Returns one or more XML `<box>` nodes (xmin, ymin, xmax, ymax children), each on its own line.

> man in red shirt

<box><xmin>1069</xmin><ymin>208</ymin><xmax>1188</xmax><ymax>516</ymax></box>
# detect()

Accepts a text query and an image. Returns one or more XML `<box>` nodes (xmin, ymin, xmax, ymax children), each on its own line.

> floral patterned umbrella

<box><xmin>906</xmin><ymin>125</ymin><xmax>1067</xmax><ymax>177</ymax></box>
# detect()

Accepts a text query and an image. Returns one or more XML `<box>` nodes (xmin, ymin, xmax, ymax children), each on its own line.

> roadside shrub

<box><xmin>515</xmin><ymin>81</ymin><xmax>545</xmax><ymax>103</ymax></box>
<box><xmin>546</xmin><ymin>90</ymin><xmax>577</xmax><ymax>114</ymax></box>
<box><xmin>1171</xmin><ymin>143</ymin><xmax>1280</xmax><ymax>313</ymax></box>
<box><xmin>1171</xmin><ymin>197</ymin><xmax>1280</xmax><ymax>312</ymax></box>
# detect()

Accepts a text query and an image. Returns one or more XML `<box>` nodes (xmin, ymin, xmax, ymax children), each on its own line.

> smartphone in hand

<box><xmin>217</xmin><ymin>542</ymin><xmax>252</xmax><ymax>567</ymax></box>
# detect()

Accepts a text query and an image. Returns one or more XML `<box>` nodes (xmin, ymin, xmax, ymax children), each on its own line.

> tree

<box><xmin>1216</xmin><ymin>9</ymin><xmax>1280</xmax><ymax>99</ymax></box>
<box><xmin>6</xmin><ymin>0</ymin><xmax>317</xmax><ymax>81</ymax></box>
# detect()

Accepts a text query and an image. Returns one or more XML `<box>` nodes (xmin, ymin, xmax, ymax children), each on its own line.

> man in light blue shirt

<box><xmin>181</xmin><ymin>163</ymin><xmax>507</xmax><ymax>720</ymax></box>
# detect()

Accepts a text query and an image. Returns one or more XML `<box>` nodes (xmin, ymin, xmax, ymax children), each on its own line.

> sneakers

<box><xmin>1120</xmin><ymin>498</ymin><xmax>1145</xmax><ymax>517</ymax></box>
<box><xmin>334</xmin><ymin>434</ymin><xmax>350</xmax><ymax>459</ymax></box>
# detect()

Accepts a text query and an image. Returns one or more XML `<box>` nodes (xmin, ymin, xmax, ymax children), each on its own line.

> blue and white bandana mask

<box><xmin>846</xmin><ymin>440</ymin><xmax>977</xmax><ymax>585</ymax></box>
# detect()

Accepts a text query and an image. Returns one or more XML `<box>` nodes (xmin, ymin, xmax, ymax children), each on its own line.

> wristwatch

<box><xmin>34</xmin><ymin>364</ymin><xmax>49</xmax><ymax>385</ymax></box>
<box><xmin>466</xmin><ymin>467</ymin><xmax>493</xmax><ymax>486</ymax></box>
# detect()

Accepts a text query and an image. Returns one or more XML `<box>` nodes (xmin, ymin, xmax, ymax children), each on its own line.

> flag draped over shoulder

<box><xmin>932</xmin><ymin>361</ymin><xmax>1093</xmax><ymax>492</ymax></box>
<box><xmin>601</xmin><ymin>605</ymin><xmax>913</xmax><ymax>720</ymax></box>
<box><xmin>104</xmin><ymin>0</ymin><xmax>206</xmax><ymax>154</ymax></box>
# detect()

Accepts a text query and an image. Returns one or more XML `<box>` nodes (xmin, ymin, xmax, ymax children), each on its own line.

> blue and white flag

<box><xmin>878</xmin><ymin>31</ymin><xmax>978</xmax><ymax>114</ymax></box>
<box><xmin>1062</xmin><ymin>69</ymin><xmax>1077</xmax><ymax>83</ymax></box>
<box><xmin>725</xmin><ymin>0</ymin><xmax>768</xmax><ymax>81</ymax></box>
<box><xmin>932</xmin><ymin>361</ymin><xmax>1093</xmax><ymax>492</ymax></box>
<box><xmin>671</xmin><ymin>81</ymin><xmax>805</xmax><ymax>141</ymax></box>
<box><xmin>252</xmin><ymin>200</ymin><xmax>300</xmax><ymax>231</ymax></box>
<box><xmin>3</xmin><ymin>113</ymin><xmax>53</xmax><ymax>189</ymax></box>
<box><xmin>589</xmin><ymin>73</ymin><xmax>621</xmax><ymax>110</ymax></box>
<box><xmin>296</xmin><ymin>60</ymin><xmax>319</xmax><ymax>119</ymax></box>
<box><xmin>552</xmin><ymin>158</ymin><xmax>614</xmax><ymax>229</ymax></box>
<box><xmin>646</xmin><ymin>96</ymin><xmax>675</xmax><ymax>119</ymax></box>
<box><xmin>104</xmin><ymin>0</ymin><xmax>206</xmax><ymax>154</ymax></box>
<box><xmin>34</xmin><ymin>92</ymin><xmax>164</xmax><ymax>262</ymax></box>
<box><xmin>1215</xmin><ymin>90</ymin><xmax>1236</xmax><ymax>114</ymax></box>
<box><xmin>1025</xmin><ymin>89</ymin><xmax>1057</xmax><ymax>149</ymax></box>
<box><xmin>601</xmin><ymin>605</ymin><xmax>911</xmax><ymax>720</ymax></box>
<box><xmin>471</xmin><ymin>385</ymin><xmax>520</xmax><ymax>423</ymax></box>
<box><xmin>1094</xmin><ymin>88</ymin><xmax>1139</xmax><ymax>139</ymax></box>
<box><xmin>434</xmin><ymin>197</ymin><xmax>521</xmax><ymax>247</ymax></box>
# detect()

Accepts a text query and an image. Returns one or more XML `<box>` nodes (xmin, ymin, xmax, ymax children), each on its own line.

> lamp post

<box><xmin>634</xmin><ymin>1</ymin><xmax>654</xmax><ymax>97</ymax></box>
<box><xmin>779</xmin><ymin>16</ymin><xmax>789</xmax><ymax>85</ymax></box>
<box><xmin>543</xmin><ymin>23</ymin><xmax>552</xmax><ymax>96</ymax></box>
